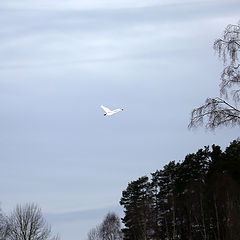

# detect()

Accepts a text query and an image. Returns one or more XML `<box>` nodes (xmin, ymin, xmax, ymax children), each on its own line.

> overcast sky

<box><xmin>0</xmin><ymin>0</ymin><xmax>240</xmax><ymax>239</ymax></box>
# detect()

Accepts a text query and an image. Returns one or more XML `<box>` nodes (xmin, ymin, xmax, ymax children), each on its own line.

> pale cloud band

<box><xmin>1</xmin><ymin>0</ymin><xmax>220</xmax><ymax>10</ymax></box>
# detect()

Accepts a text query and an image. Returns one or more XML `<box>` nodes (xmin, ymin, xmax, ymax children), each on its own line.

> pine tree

<box><xmin>120</xmin><ymin>140</ymin><xmax>240</xmax><ymax>240</ymax></box>
<box><xmin>120</xmin><ymin>176</ymin><xmax>152</xmax><ymax>240</ymax></box>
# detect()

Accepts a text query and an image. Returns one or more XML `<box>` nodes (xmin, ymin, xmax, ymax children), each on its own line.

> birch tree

<box><xmin>189</xmin><ymin>21</ymin><xmax>240</xmax><ymax>130</ymax></box>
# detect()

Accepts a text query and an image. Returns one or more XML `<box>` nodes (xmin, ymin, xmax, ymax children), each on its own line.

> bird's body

<box><xmin>101</xmin><ymin>105</ymin><xmax>123</xmax><ymax>116</ymax></box>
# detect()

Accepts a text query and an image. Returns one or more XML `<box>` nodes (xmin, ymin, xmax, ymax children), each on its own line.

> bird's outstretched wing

<box><xmin>112</xmin><ymin>108</ymin><xmax>123</xmax><ymax>113</ymax></box>
<box><xmin>101</xmin><ymin>105</ymin><xmax>111</xmax><ymax>113</ymax></box>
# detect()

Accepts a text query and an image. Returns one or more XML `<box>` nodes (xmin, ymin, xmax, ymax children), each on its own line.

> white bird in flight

<box><xmin>101</xmin><ymin>105</ymin><xmax>124</xmax><ymax>116</ymax></box>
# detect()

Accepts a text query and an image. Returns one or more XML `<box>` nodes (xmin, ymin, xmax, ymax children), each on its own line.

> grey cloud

<box><xmin>45</xmin><ymin>205</ymin><xmax>123</xmax><ymax>223</ymax></box>
<box><xmin>0</xmin><ymin>1</ymin><xmax>238</xmax><ymax>71</ymax></box>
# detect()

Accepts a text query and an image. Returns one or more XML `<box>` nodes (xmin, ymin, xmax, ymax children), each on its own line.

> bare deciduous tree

<box><xmin>87</xmin><ymin>212</ymin><xmax>122</xmax><ymax>240</ymax></box>
<box><xmin>0</xmin><ymin>207</ymin><xmax>9</xmax><ymax>240</ymax></box>
<box><xmin>7</xmin><ymin>203</ymin><xmax>59</xmax><ymax>240</ymax></box>
<box><xmin>99</xmin><ymin>213</ymin><xmax>122</xmax><ymax>240</ymax></box>
<box><xmin>189</xmin><ymin>21</ymin><xmax>240</xmax><ymax>130</ymax></box>
<box><xmin>87</xmin><ymin>226</ymin><xmax>101</xmax><ymax>240</ymax></box>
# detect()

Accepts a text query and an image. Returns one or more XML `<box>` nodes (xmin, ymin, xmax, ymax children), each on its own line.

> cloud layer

<box><xmin>0</xmin><ymin>0</ymin><xmax>239</xmax><ymax>239</ymax></box>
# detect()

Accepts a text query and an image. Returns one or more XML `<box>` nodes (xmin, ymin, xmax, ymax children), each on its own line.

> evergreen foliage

<box><xmin>120</xmin><ymin>139</ymin><xmax>240</xmax><ymax>240</ymax></box>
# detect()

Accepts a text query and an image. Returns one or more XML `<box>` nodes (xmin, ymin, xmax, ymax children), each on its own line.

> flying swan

<box><xmin>101</xmin><ymin>105</ymin><xmax>124</xmax><ymax>116</ymax></box>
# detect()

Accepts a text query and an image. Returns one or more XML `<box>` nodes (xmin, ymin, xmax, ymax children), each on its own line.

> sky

<box><xmin>0</xmin><ymin>0</ymin><xmax>240</xmax><ymax>239</ymax></box>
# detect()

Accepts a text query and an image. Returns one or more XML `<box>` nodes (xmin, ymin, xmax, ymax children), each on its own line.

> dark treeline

<box><xmin>120</xmin><ymin>139</ymin><xmax>240</xmax><ymax>240</ymax></box>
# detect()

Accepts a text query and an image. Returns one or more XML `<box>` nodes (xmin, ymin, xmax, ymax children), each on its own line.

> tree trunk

<box><xmin>200</xmin><ymin>192</ymin><xmax>207</xmax><ymax>240</ymax></box>
<box><xmin>214</xmin><ymin>194</ymin><xmax>220</xmax><ymax>240</ymax></box>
